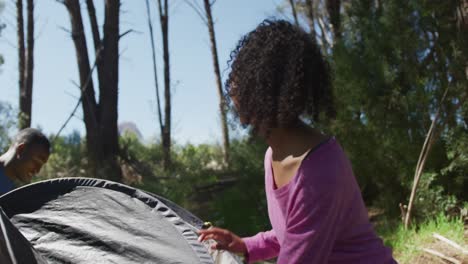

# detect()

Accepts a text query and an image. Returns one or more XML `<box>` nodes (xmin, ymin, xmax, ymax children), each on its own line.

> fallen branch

<box><xmin>433</xmin><ymin>233</ymin><xmax>468</xmax><ymax>255</ymax></box>
<box><xmin>422</xmin><ymin>248</ymin><xmax>461</xmax><ymax>264</ymax></box>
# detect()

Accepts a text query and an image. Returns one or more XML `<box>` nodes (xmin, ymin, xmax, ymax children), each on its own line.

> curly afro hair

<box><xmin>225</xmin><ymin>19</ymin><xmax>335</xmax><ymax>133</ymax></box>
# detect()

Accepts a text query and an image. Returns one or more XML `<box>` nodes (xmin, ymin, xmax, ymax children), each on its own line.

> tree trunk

<box><xmin>203</xmin><ymin>0</ymin><xmax>230</xmax><ymax>166</ymax></box>
<box><xmin>17</xmin><ymin>0</ymin><xmax>34</xmax><ymax>129</ymax></box>
<box><xmin>99</xmin><ymin>0</ymin><xmax>121</xmax><ymax>182</ymax></box>
<box><xmin>326</xmin><ymin>0</ymin><xmax>341</xmax><ymax>40</ymax></box>
<box><xmin>64</xmin><ymin>0</ymin><xmax>99</xmax><ymax>172</ymax></box>
<box><xmin>17</xmin><ymin>0</ymin><xmax>26</xmax><ymax>128</ymax></box>
<box><xmin>157</xmin><ymin>0</ymin><xmax>171</xmax><ymax>170</ymax></box>
<box><xmin>145</xmin><ymin>0</ymin><xmax>164</xmax><ymax>141</ymax></box>
<box><xmin>304</xmin><ymin>0</ymin><xmax>317</xmax><ymax>41</ymax></box>
<box><xmin>23</xmin><ymin>0</ymin><xmax>34</xmax><ymax>128</ymax></box>
<box><xmin>63</xmin><ymin>0</ymin><xmax>122</xmax><ymax>182</ymax></box>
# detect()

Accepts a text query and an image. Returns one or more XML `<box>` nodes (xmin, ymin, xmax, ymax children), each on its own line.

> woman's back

<box><xmin>260</xmin><ymin>138</ymin><xmax>396</xmax><ymax>263</ymax></box>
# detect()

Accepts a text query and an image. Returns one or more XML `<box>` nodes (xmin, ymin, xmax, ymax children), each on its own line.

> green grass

<box><xmin>376</xmin><ymin>213</ymin><xmax>465</xmax><ymax>263</ymax></box>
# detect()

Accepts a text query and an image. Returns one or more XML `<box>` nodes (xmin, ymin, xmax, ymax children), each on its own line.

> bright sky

<box><xmin>0</xmin><ymin>0</ymin><xmax>291</xmax><ymax>145</ymax></box>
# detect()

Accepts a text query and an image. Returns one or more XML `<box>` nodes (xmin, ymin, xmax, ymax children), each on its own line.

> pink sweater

<box><xmin>243</xmin><ymin>138</ymin><xmax>397</xmax><ymax>263</ymax></box>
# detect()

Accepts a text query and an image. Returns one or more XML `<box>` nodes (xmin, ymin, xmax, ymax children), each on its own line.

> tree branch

<box><xmin>85</xmin><ymin>0</ymin><xmax>101</xmax><ymax>52</ymax></box>
<box><xmin>52</xmin><ymin>47</ymin><xmax>103</xmax><ymax>144</ymax></box>
<box><xmin>422</xmin><ymin>248</ymin><xmax>462</xmax><ymax>264</ymax></box>
<box><xmin>119</xmin><ymin>29</ymin><xmax>134</xmax><ymax>39</ymax></box>
<box><xmin>184</xmin><ymin>0</ymin><xmax>208</xmax><ymax>26</ymax></box>
<box><xmin>57</xmin><ymin>25</ymin><xmax>72</xmax><ymax>34</ymax></box>
<box><xmin>433</xmin><ymin>233</ymin><xmax>468</xmax><ymax>255</ymax></box>
<box><xmin>288</xmin><ymin>0</ymin><xmax>299</xmax><ymax>26</ymax></box>
<box><xmin>145</xmin><ymin>0</ymin><xmax>164</xmax><ymax>135</ymax></box>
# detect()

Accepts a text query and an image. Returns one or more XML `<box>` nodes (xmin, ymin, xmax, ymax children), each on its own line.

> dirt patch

<box><xmin>408</xmin><ymin>240</ymin><xmax>468</xmax><ymax>264</ymax></box>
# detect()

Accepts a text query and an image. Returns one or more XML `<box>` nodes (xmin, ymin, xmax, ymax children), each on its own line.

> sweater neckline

<box><xmin>268</xmin><ymin>137</ymin><xmax>335</xmax><ymax>196</ymax></box>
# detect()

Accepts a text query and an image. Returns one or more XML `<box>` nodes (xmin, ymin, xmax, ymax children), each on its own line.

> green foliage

<box><xmin>143</xmin><ymin>142</ymin><xmax>222</xmax><ymax>205</ymax></box>
<box><xmin>111</xmin><ymin>117</ymin><xmax>268</xmax><ymax>235</ymax></box>
<box><xmin>212</xmin><ymin>137</ymin><xmax>270</xmax><ymax>236</ymax></box>
<box><xmin>125</xmin><ymin>136</ymin><xmax>219</xmax><ymax>202</ymax></box>
<box><xmin>439</xmin><ymin>127</ymin><xmax>468</xmax><ymax>201</ymax></box>
<box><xmin>331</xmin><ymin>0</ymin><xmax>429</xmax><ymax>213</ymax></box>
<box><xmin>326</xmin><ymin>0</ymin><xmax>468</xmax><ymax>217</ymax></box>
<box><xmin>412</xmin><ymin>173</ymin><xmax>459</xmax><ymax>220</ymax></box>
<box><xmin>0</xmin><ymin>102</ymin><xmax>16</xmax><ymax>152</ymax></box>
<box><xmin>37</xmin><ymin>130</ymin><xmax>87</xmax><ymax>181</ymax></box>
<box><xmin>121</xmin><ymin>134</ymin><xmax>270</xmax><ymax>236</ymax></box>
<box><xmin>30</xmin><ymin>0</ymin><xmax>468</xmax><ymax>241</ymax></box>
<box><xmin>0</xmin><ymin>3</ymin><xmax>10</xmax><ymax>144</ymax></box>
<box><xmin>376</xmin><ymin>213</ymin><xmax>465</xmax><ymax>263</ymax></box>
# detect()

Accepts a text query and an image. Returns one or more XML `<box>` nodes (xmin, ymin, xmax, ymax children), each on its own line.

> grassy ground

<box><xmin>377</xmin><ymin>214</ymin><xmax>466</xmax><ymax>263</ymax></box>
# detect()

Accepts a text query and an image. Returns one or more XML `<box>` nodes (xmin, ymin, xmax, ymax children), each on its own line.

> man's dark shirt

<box><xmin>0</xmin><ymin>166</ymin><xmax>15</xmax><ymax>196</ymax></box>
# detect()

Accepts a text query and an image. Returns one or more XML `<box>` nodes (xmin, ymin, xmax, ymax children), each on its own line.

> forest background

<box><xmin>0</xmin><ymin>0</ymin><xmax>467</xmax><ymax>263</ymax></box>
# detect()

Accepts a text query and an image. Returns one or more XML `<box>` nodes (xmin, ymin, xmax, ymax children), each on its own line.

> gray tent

<box><xmin>0</xmin><ymin>178</ymin><xmax>242</xmax><ymax>264</ymax></box>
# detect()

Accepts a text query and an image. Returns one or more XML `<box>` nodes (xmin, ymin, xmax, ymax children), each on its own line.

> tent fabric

<box><xmin>0</xmin><ymin>177</ymin><xmax>242</xmax><ymax>264</ymax></box>
<box><xmin>0</xmin><ymin>207</ymin><xmax>47</xmax><ymax>264</ymax></box>
<box><xmin>0</xmin><ymin>178</ymin><xmax>203</xmax><ymax>229</ymax></box>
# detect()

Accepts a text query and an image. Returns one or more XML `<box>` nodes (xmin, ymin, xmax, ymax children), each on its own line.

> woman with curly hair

<box><xmin>198</xmin><ymin>20</ymin><xmax>396</xmax><ymax>264</ymax></box>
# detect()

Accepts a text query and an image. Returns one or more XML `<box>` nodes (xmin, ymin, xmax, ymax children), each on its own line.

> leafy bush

<box><xmin>0</xmin><ymin>102</ymin><xmax>16</xmax><ymax>152</ymax></box>
<box><xmin>412</xmin><ymin>173</ymin><xmax>459</xmax><ymax>221</ymax></box>
<box><xmin>212</xmin><ymin>137</ymin><xmax>270</xmax><ymax>236</ymax></box>
<box><xmin>35</xmin><ymin>127</ymin><xmax>467</xmax><ymax>238</ymax></box>
<box><xmin>37</xmin><ymin>130</ymin><xmax>87</xmax><ymax>181</ymax></box>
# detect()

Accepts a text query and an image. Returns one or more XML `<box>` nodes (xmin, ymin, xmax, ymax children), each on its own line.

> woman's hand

<box><xmin>198</xmin><ymin>227</ymin><xmax>247</xmax><ymax>254</ymax></box>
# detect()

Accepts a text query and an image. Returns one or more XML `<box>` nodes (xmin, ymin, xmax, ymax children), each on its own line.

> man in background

<box><xmin>0</xmin><ymin>128</ymin><xmax>50</xmax><ymax>195</ymax></box>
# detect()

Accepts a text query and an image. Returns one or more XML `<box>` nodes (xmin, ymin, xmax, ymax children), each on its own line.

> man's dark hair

<box><xmin>13</xmin><ymin>128</ymin><xmax>50</xmax><ymax>154</ymax></box>
<box><xmin>225</xmin><ymin>19</ymin><xmax>335</xmax><ymax>133</ymax></box>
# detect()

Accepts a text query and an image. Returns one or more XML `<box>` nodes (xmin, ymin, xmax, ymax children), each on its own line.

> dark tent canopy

<box><xmin>0</xmin><ymin>178</ymin><xmax>242</xmax><ymax>264</ymax></box>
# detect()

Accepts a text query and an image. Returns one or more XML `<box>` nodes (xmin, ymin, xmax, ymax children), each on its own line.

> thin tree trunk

<box><xmin>85</xmin><ymin>0</ymin><xmax>105</xmax><ymax>89</ymax></box>
<box><xmin>288</xmin><ymin>0</ymin><xmax>299</xmax><ymax>27</ymax></box>
<box><xmin>157</xmin><ymin>0</ymin><xmax>171</xmax><ymax>170</ymax></box>
<box><xmin>17</xmin><ymin>0</ymin><xmax>26</xmax><ymax>128</ymax></box>
<box><xmin>203</xmin><ymin>0</ymin><xmax>230</xmax><ymax>165</ymax></box>
<box><xmin>304</xmin><ymin>0</ymin><xmax>317</xmax><ymax>42</ymax></box>
<box><xmin>326</xmin><ymin>0</ymin><xmax>341</xmax><ymax>40</ymax></box>
<box><xmin>17</xmin><ymin>0</ymin><xmax>34</xmax><ymax>129</ymax></box>
<box><xmin>145</xmin><ymin>0</ymin><xmax>163</xmax><ymax>136</ymax></box>
<box><xmin>23</xmin><ymin>0</ymin><xmax>34</xmax><ymax>129</ymax></box>
<box><xmin>404</xmin><ymin>86</ymin><xmax>449</xmax><ymax>228</ymax></box>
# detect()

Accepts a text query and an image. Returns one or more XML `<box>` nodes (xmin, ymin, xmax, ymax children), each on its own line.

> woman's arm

<box><xmin>243</xmin><ymin>229</ymin><xmax>280</xmax><ymax>263</ymax></box>
<box><xmin>198</xmin><ymin>228</ymin><xmax>280</xmax><ymax>263</ymax></box>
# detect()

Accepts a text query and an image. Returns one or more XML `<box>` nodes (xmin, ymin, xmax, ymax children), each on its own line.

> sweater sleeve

<box><xmin>276</xmin><ymin>171</ymin><xmax>346</xmax><ymax>264</ymax></box>
<box><xmin>242</xmin><ymin>230</ymin><xmax>280</xmax><ymax>263</ymax></box>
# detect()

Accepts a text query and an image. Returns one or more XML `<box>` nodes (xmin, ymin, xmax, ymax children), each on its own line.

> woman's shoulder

<box><xmin>296</xmin><ymin>138</ymin><xmax>353</xmax><ymax>191</ymax></box>
<box><xmin>301</xmin><ymin>136</ymin><xmax>343</xmax><ymax>165</ymax></box>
